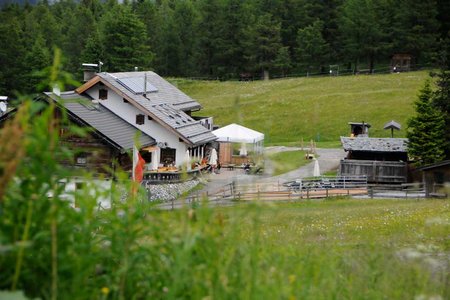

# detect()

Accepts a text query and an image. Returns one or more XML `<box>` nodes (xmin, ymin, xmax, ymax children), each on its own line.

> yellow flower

<box><xmin>288</xmin><ymin>274</ymin><xmax>296</xmax><ymax>284</ymax></box>
<box><xmin>101</xmin><ymin>287</ymin><xmax>110</xmax><ymax>295</ymax></box>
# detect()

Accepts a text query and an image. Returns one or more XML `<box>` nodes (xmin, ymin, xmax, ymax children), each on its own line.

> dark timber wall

<box><xmin>339</xmin><ymin>159</ymin><xmax>407</xmax><ymax>183</ymax></box>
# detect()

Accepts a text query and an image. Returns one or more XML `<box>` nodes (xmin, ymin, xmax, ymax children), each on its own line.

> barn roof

<box><xmin>45</xmin><ymin>91</ymin><xmax>156</xmax><ymax>151</ymax></box>
<box><xmin>340</xmin><ymin>137</ymin><xmax>408</xmax><ymax>152</ymax></box>
<box><xmin>416</xmin><ymin>160</ymin><xmax>450</xmax><ymax>171</ymax></box>
<box><xmin>75</xmin><ymin>72</ymin><xmax>216</xmax><ymax>146</ymax></box>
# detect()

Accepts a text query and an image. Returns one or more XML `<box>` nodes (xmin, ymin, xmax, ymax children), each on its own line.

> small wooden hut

<box><xmin>391</xmin><ymin>53</ymin><xmax>413</xmax><ymax>72</ymax></box>
<box><xmin>416</xmin><ymin>160</ymin><xmax>450</xmax><ymax>197</ymax></box>
<box><xmin>340</xmin><ymin>137</ymin><xmax>408</xmax><ymax>183</ymax></box>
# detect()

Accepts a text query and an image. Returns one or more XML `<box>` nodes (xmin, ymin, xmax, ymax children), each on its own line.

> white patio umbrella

<box><xmin>313</xmin><ymin>158</ymin><xmax>321</xmax><ymax>177</ymax></box>
<box><xmin>185</xmin><ymin>150</ymin><xmax>191</xmax><ymax>171</ymax></box>
<box><xmin>239</xmin><ymin>142</ymin><xmax>247</xmax><ymax>156</ymax></box>
<box><xmin>209</xmin><ymin>148</ymin><xmax>218</xmax><ymax>166</ymax></box>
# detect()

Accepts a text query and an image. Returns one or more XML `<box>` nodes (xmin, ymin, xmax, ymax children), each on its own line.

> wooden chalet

<box><xmin>416</xmin><ymin>160</ymin><xmax>450</xmax><ymax>197</ymax></box>
<box><xmin>1</xmin><ymin>70</ymin><xmax>217</xmax><ymax>181</ymax></box>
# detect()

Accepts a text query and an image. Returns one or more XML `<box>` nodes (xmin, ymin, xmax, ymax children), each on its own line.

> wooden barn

<box><xmin>391</xmin><ymin>53</ymin><xmax>413</xmax><ymax>72</ymax></box>
<box><xmin>416</xmin><ymin>160</ymin><xmax>450</xmax><ymax>197</ymax></box>
<box><xmin>340</xmin><ymin>137</ymin><xmax>408</xmax><ymax>183</ymax></box>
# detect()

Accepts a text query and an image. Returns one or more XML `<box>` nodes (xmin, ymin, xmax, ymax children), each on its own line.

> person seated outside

<box><xmin>244</xmin><ymin>162</ymin><xmax>251</xmax><ymax>174</ymax></box>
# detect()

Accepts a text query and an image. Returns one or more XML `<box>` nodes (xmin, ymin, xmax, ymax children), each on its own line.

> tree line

<box><xmin>0</xmin><ymin>0</ymin><xmax>449</xmax><ymax>95</ymax></box>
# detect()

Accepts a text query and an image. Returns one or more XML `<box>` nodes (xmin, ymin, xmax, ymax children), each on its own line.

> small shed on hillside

<box><xmin>416</xmin><ymin>160</ymin><xmax>450</xmax><ymax>197</ymax></box>
<box><xmin>391</xmin><ymin>53</ymin><xmax>413</xmax><ymax>72</ymax></box>
<box><xmin>212</xmin><ymin>123</ymin><xmax>264</xmax><ymax>165</ymax></box>
<box><xmin>340</xmin><ymin>137</ymin><xmax>409</xmax><ymax>183</ymax></box>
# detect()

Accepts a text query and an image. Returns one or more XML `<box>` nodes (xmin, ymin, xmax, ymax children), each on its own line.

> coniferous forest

<box><xmin>0</xmin><ymin>0</ymin><xmax>449</xmax><ymax>95</ymax></box>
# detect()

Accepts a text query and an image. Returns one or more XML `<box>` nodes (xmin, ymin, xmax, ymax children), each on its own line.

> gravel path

<box><xmin>156</xmin><ymin>147</ymin><xmax>346</xmax><ymax>209</ymax></box>
<box><xmin>195</xmin><ymin>147</ymin><xmax>345</xmax><ymax>195</ymax></box>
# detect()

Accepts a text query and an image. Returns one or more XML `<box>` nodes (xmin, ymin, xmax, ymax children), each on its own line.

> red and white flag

<box><xmin>132</xmin><ymin>146</ymin><xmax>146</xmax><ymax>183</ymax></box>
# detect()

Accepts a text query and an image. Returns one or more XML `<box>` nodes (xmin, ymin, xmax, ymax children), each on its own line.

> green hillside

<box><xmin>175</xmin><ymin>71</ymin><xmax>429</xmax><ymax>145</ymax></box>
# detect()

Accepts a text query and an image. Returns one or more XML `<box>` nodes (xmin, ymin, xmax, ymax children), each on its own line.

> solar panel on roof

<box><xmin>116</xmin><ymin>76</ymin><xmax>158</xmax><ymax>94</ymax></box>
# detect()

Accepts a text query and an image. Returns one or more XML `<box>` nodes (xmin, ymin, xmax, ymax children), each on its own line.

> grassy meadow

<box><xmin>175</xmin><ymin>71</ymin><xmax>430</xmax><ymax>145</ymax></box>
<box><xmin>268</xmin><ymin>150</ymin><xmax>308</xmax><ymax>176</ymax></box>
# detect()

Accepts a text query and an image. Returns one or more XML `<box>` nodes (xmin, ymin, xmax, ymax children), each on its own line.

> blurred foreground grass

<box><xmin>150</xmin><ymin>198</ymin><xmax>449</xmax><ymax>299</ymax></box>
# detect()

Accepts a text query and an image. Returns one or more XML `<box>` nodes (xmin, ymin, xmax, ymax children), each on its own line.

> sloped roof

<box><xmin>111</xmin><ymin>71</ymin><xmax>201</xmax><ymax>111</ymax></box>
<box><xmin>341</xmin><ymin>137</ymin><xmax>408</xmax><ymax>152</ymax></box>
<box><xmin>213</xmin><ymin>123</ymin><xmax>264</xmax><ymax>143</ymax></box>
<box><xmin>76</xmin><ymin>72</ymin><xmax>216</xmax><ymax>146</ymax></box>
<box><xmin>384</xmin><ymin>120</ymin><xmax>401</xmax><ymax>130</ymax></box>
<box><xmin>46</xmin><ymin>91</ymin><xmax>156</xmax><ymax>151</ymax></box>
<box><xmin>416</xmin><ymin>160</ymin><xmax>450</xmax><ymax>171</ymax></box>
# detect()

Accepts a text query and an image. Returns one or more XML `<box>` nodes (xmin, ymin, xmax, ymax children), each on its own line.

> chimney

<box><xmin>143</xmin><ymin>72</ymin><xmax>147</xmax><ymax>97</ymax></box>
<box><xmin>82</xmin><ymin>63</ymin><xmax>99</xmax><ymax>82</ymax></box>
<box><xmin>52</xmin><ymin>84</ymin><xmax>61</xmax><ymax>96</ymax></box>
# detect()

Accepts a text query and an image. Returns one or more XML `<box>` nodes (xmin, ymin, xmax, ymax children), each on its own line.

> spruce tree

<box><xmin>431</xmin><ymin>41</ymin><xmax>450</xmax><ymax>158</ymax></box>
<box><xmin>339</xmin><ymin>0</ymin><xmax>383</xmax><ymax>72</ymax></box>
<box><xmin>100</xmin><ymin>5</ymin><xmax>153</xmax><ymax>72</ymax></box>
<box><xmin>248</xmin><ymin>13</ymin><xmax>282</xmax><ymax>79</ymax></box>
<box><xmin>195</xmin><ymin>0</ymin><xmax>224</xmax><ymax>77</ymax></box>
<box><xmin>80</xmin><ymin>30</ymin><xmax>105</xmax><ymax>69</ymax></box>
<box><xmin>274</xmin><ymin>46</ymin><xmax>292</xmax><ymax>77</ymax></box>
<box><xmin>407</xmin><ymin>81</ymin><xmax>446</xmax><ymax>165</ymax></box>
<box><xmin>295</xmin><ymin>20</ymin><xmax>329</xmax><ymax>74</ymax></box>
<box><xmin>24</xmin><ymin>35</ymin><xmax>52</xmax><ymax>93</ymax></box>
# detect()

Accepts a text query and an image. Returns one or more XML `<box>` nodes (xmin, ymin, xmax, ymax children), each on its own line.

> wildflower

<box><xmin>101</xmin><ymin>287</ymin><xmax>110</xmax><ymax>295</ymax></box>
<box><xmin>288</xmin><ymin>274</ymin><xmax>296</xmax><ymax>284</ymax></box>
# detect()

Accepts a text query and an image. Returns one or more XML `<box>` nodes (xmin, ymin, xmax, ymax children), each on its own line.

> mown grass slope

<box><xmin>175</xmin><ymin>71</ymin><xmax>429</xmax><ymax>145</ymax></box>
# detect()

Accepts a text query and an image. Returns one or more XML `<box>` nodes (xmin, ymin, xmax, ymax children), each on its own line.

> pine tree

<box><xmin>339</xmin><ymin>0</ymin><xmax>383</xmax><ymax>72</ymax></box>
<box><xmin>295</xmin><ymin>20</ymin><xmax>329</xmax><ymax>74</ymax></box>
<box><xmin>393</xmin><ymin>0</ymin><xmax>439</xmax><ymax>64</ymax></box>
<box><xmin>62</xmin><ymin>6</ymin><xmax>97</xmax><ymax>75</ymax></box>
<box><xmin>431</xmin><ymin>41</ymin><xmax>450</xmax><ymax>158</ymax></box>
<box><xmin>215</xmin><ymin>0</ymin><xmax>253</xmax><ymax>78</ymax></box>
<box><xmin>152</xmin><ymin>0</ymin><xmax>180</xmax><ymax>76</ymax></box>
<box><xmin>81</xmin><ymin>30</ymin><xmax>105</xmax><ymax>68</ymax></box>
<box><xmin>0</xmin><ymin>17</ymin><xmax>26</xmax><ymax>95</ymax></box>
<box><xmin>407</xmin><ymin>81</ymin><xmax>446</xmax><ymax>165</ymax></box>
<box><xmin>24</xmin><ymin>35</ymin><xmax>52</xmax><ymax>93</ymax></box>
<box><xmin>195</xmin><ymin>0</ymin><xmax>225</xmax><ymax>77</ymax></box>
<box><xmin>172</xmin><ymin>0</ymin><xmax>198</xmax><ymax>76</ymax></box>
<box><xmin>248</xmin><ymin>13</ymin><xmax>282</xmax><ymax>79</ymax></box>
<box><xmin>274</xmin><ymin>46</ymin><xmax>292</xmax><ymax>77</ymax></box>
<box><xmin>100</xmin><ymin>5</ymin><xmax>153</xmax><ymax>72</ymax></box>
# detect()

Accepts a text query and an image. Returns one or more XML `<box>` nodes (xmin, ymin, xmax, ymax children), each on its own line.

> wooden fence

<box><xmin>175</xmin><ymin>176</ymin><xmax>368</xmax><ymax>207</ymax></box>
